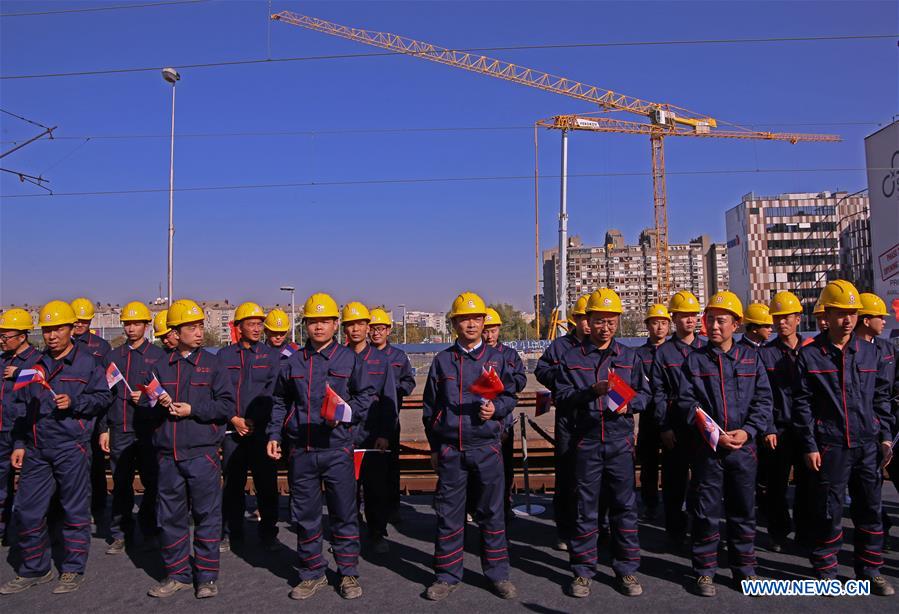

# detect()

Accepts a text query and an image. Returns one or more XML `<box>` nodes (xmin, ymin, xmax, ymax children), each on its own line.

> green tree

<box><xmin>203</xmin><ymin>329</ymin><xmax>221</xmax><ymax>348</ymax></box>
<box><xmin>489</xmin><ymin>303</ymin><xmax>534</xmax><ymax>341</ymax></box>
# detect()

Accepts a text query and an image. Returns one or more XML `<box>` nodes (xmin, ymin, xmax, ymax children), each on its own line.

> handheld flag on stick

<box><xmin>105</xmin><ymin>362</ymin><xmax>133</xmax><ymax>393</ymax></box>
<box><xmin>321</xmin><ymin>384</ymin><xmax>352</xmax><ymax>423</ymax></box>
<box><xmin>535</xmin><ymin>388</ymin><xmax>553</xmax><ymax>417</ymax></box>
<box><xmin>694</xmin><ymin>407</ymin><xmax>725</xmax><ymax>451</ymax></box>
<box><xmin>605</xmin><ymin>370</ymin><xmax>636</xmax><ymax>414</ymax></box>
<box><xmin>138</xmin><ymin>375</ymin><xmax>167</xmax><ymax>407</ymax></box>
<box><xmin>469</xmin><ymin>366</ymin><xmax>504</xmax><ymax>402</ymax></box>
<box><xmin>13</xmin><ymin>365</ymin><xmax>56</xmax><ymax>396</ymax></box>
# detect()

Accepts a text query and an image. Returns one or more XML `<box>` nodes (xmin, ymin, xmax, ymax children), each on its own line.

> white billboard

<box><xmin>865</xmin><ymin>120</ymin><xmax>899</xmax><ymax>333</ymax></box>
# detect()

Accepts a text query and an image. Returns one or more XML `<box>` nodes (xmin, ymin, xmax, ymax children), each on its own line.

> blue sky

<box><xmin>1</xmin><ymin>0</ymin><xmax>896</xmax><ymax>312</ymax></box>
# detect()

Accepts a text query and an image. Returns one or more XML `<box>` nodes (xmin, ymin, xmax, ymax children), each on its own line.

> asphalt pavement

<box><xmin>1</xmin><ymin>488</ymin><xmax>897</xmax><ymax>612</ymax></box>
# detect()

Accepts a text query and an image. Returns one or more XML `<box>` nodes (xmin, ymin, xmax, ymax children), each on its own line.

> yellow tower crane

<box><xmin>271</xmin><ymin>10</ymin><xmax>840</xmax><ymax>316</ymax></box>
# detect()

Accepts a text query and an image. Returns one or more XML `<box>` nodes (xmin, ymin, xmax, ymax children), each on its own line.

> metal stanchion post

<box><xmin>513</xmin><ymin>411</ymin><xmax>545</xmax><ymax>517</ymax></box>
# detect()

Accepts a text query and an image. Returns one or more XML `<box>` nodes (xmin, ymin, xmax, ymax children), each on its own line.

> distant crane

<box><xmin>271</xmin><ymin>10</ymin><xmax>840</xmax><ymax>328</ymax></box>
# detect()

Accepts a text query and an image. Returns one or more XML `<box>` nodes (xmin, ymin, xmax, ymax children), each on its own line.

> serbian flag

<box><xmin>280</xmin><ymin>342</ymin><xmax>299</xmax><ymax>358</ymax></box>
<box><xmin>105</xmin><ymin>362</ymin><xmax>133</xmax><ymax>393</ymax></box>
<box><xmin>469</xmin><ymin>366</ymin><xmax>504</xmax><ymax>401</ymax></box>
<box><xmin>694</xmin><ymin>407</ymin><xmax>724</xmax><ymax>451</ymax></box>
<box><xmin>605</xmin><ymin>370</ymin><xmax>636</xmax><ymax>414</ymax></box>
<box><xmin>321</xmin><ymin>384</ymin><xmax>352</xmax><ymax>423</ymax></box>
<box><xmin>13</xmin><ymin>366</ymin><xmax>53</xmax><ymax>394</ymax></box>
<box><xmin>138</xmin><ymin>375</ymin><xmax>167</xmax><ymax>407</ymax></box>
<box><xmin>535</xmin><ymin>389</ymin><xmax>553</xmax><ymax>416</ymax></box>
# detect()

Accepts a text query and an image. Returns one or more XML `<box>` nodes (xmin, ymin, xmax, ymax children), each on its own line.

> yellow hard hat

<box><xmin>302</xmin><ymin>293</ymin><xmax>339</xmax><ymax>319</ymax></box>
<box><xmin>234</xmin><ymin>301</ymin><xmax>265</xmax><ymax>323</ymax></box>
<box><xmin>120</xmin><ymin>301</ymin><xmax>152</xmax><ymax>323</ymax></box>
<box><xmin>369</xmin><ymin>308</ymin><xmax>391</xmax><ymax>326</ymax></box>
<box><xmin>668</xmin><ymin>290</ymin><xmax>701</xmax><ymax>314</ymax></box>
<box><xmin>744</xmin><ymin>303</ymin><xmax>773</xmax><ymax>326</ymax></box>
<box><xmin>0</xmin><ymin>308</ymin><xmax>34</xmax><ymax>331</ymax></box>
<box><xmin>484</xmin><ymin>307</ymin><xmax>502</xmax><ymax>327</ymax></box>
<box><xmin>264</xmin><ymin>308</ymin><xmax>291</xmax><ymax>332</ymax></box>
<box><xmin>571</xmin><ymin>294</ymin><xmax>590</xmax><ymax>317</ymax></box>
<box><xmin>449</xmin><ymin>292</ymin><xmax>487</xmax><ymax>318</ymax></box>
<box><xmin>39</xmin><ymin>300</ymin><xmax>77</xmax><ymax>327</ymax></box>
<box><xmin>769</xmin><ymin>291</ymin><xmax>803</xmax><ymax>316</ymax></box>
<box><xmin>706</xmin><ymin>291</ymin><xmax>744</xmax><ymax>320</ymax></box>
<box><xmin>645</xmin><ymin>303</ymin><xmax>671</xmax><ymax>322</ymax></box>
<box><xmin>859</xmin><ymin>292</ymin><xmax>888</xmax><ymax>317</ymax></box>
<box><xmin>818</xmin><ymin>279</ymin><xmax>861</xmax><ymax>311</ymax></box>
<box><xmin>341</xmin><ymin>301</ymin><xmax>371</xmax><ymax>324</ymax></box>
<box><xmin>153</xmin><ymin>310</ymin><xmax>171</xmax><ymax>338</ymax></box>
<box><xmin>586</xmin><ymin>288</ymin><xmax>623</xmax><ymax>314</ymax></box>
<box><xmin>70</xmin><ymin>297</ymin><xmax>95</xmax><ymax>321</ymax></box>
<box><xmin>813</xmin><ymin>299</ymin><xmax>825</xmax><ymax>316</ymax></box>
<box><xmin>166</xmin><ymin>299</ymin><xmax>205</xmax><ymax>328</ymax></box>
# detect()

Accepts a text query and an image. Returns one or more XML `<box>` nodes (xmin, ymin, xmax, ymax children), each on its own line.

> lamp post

<box><xmin>280</xmin><ymin>285</ymin><xmax>296</xmax><ymax>343</ymax></box>
<box><xmin>162</xmin><ymin>67</ymin><xmax>180</xmax><ymax>307</ymax></box>
<box><xmin>398</xmin><ymin>304</ymin><xmax>407</xmax><ymax>344</ymax></box>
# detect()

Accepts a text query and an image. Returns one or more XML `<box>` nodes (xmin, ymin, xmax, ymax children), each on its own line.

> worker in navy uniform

<box><xmin>367</xmin><ymin>307</ymin><xmax>416</xmax><ymax>524</ymax></box>
<box><xmin>99</xmin><ymin>301</ymin><xmax>166</xmax><ymax>555</ymax></box>
<box><xmin>422</xmin><ymin>292</ymin><xmax>518</xmax><ymax>602</ymax></box>
<box><xmin>341</xmin><ymin>302</ymin><xmax>397</xmax><ymax>553</ymax></box>
<box><xmin>793</xmin><ymin>281</ymin><xmax>895</xmax><ymax>596</ymax></box>
<box><xmin>146</xmin><ymin>299</ymin><xmax>234</xmax><ymax>600</ymax></box>
<box><xmin>217</xmin><ymin>302</ymin><xmax>281</xmax><ymax>553</ymax></box>
<box><xmin>854</xmin><ymin>294</ymin><xmax>898</xmax><ymax>544</ymax></box>
<box><xmin>0</xmin><ymin>301</ymin><xmax>111</xmax><ymax>595</ymax></box>
<box><xmin>758</xmin><ymin>291</ymin><xmax>812</xmax><ymax>552</ymax></box>
<box><xmin>678</xmin><ymin>291</ymin><xmax>772</xmax><ymax>597</ymax></box>
<box><xmin>650</xmin><ymin>290</ymin><xmax>704</xmax><ymax>548</ymax></box>
<box><xmin>635</xmin><ymin>304</ymin><xmax>670</xmax><ymax>520</ymax></box>
<box><xmin>267</xmin><ymin>293</ymin><xmax>376</xmax><ymax>601</ymax></box>
<box><xmin>71</xmin><ymin>297</ymin><xmax>112</xmax><ymax>530</ymax></box>
<box><xmin>534</xmin><ymin>294</ymin><xmax>590</xmax><ymax>551</ymax></box>
<box><xmin>738</xmin><ymin>303</ymin><xmax>773</xmax><ymax>349</ymax></box>
<box><xmin>0</xmin><ymin>309</ymin><xmax>41</xmax><ymax>547</ymax></box>
<box><xmin>263</xmin><ymin>308</ymin><xmax>299</xmax><ymax>358</ymax></box>
<box><xmin>154</xmin><ymin>309</ymin><xmax>178</xmax><ymax>352</ymax></box>
<box><xmin>477</xmin><ymin>308</ymin><xmax>526</xmax><ymax>525</ymax></box>
<box><xmin>556</xmin><ymin>288</ymin><xmax>649</xmax><ymax>598</ymax></box>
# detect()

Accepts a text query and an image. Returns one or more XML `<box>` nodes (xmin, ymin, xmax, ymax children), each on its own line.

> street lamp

<box><xmin>162</xmin><ymin>67</ymin><xmax>180</xmax><ymax>307</ymax></box>
<box><xmin>397</xmin><ymin>304</ymin><xmax>407</xmax><ymax>344</ymax></box>
<box><xmin>279</xmin><ymin>285</ymin><xmax>296</xmax><ymax>343</ymax></box>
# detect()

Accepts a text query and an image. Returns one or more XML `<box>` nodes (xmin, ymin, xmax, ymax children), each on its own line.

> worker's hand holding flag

<box><xmin>470</xmin><ymin>366</ymin><xmax>504</xmax><ymax>403</ymax></box>
<box><xmin>105</xmin><ymin>362</ymin><xmax>133</xmax><ymax>393</ymax></box>
<box><xmin>13</xmin><ymin>365</ymin><xmax>56</xmax><ymax>396</ymax></box>
<box><xmin>605</xmin><ymin>370</ymin><xmax>637</xmax><ymax>414</ymax></box>
<box><xmin>138</xmin><ymin>375</ymin><xmax>167</xmax><ymax>407</ymax></box>
<box><xmin>694</xmin><ymin>407</ymin><xmax>725</xmax><ymax>451</ymax></box>
<box><xmin>321</xmin><ymin>383</ymin><xmax>352</xmax><ymax>423</ymax></box>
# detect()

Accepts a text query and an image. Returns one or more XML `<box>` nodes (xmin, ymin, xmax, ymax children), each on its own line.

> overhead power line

<box><xmin>1</xmin><ymin>167</ymin><xmax>876</xmax><ymax>199</ymax></box>
<box><xmin>0</xmin><ymin>0</ymin><xmax>208</xmax><ymax>17</ymax></box>
<box><xmin>2</xmin><ymin>34</ymin><xmax>895</xmax><ymax>80</ymax></box>
<box><xmin>0</xmin><ymin>120</ymin><xmax>882</xmax><ymax>146</ymax></box>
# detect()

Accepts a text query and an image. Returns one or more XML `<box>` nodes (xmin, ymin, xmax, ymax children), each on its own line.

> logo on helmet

<box><xmin>848</xmin><ymin>294</ymin><xmax>856</xmax><ymax>303</ymax></box>
<box><xmin>315</xmin><ymin>304</ymin><xmax>324</xmax><ymax>313</ymax></box>
<box><xmin>715</xmin><ymin>296</ymin><xmax>724</xmax><ymax>304</ymax></box>
<box><xmin>467</xmin><ymin>300</ymin><xmax>475</xmax><ymax>308</ymax></box>
<box><xmin>603</xmin><ymin>298</ymin><xmax>612</xmax><ymax>305</ymax></box>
